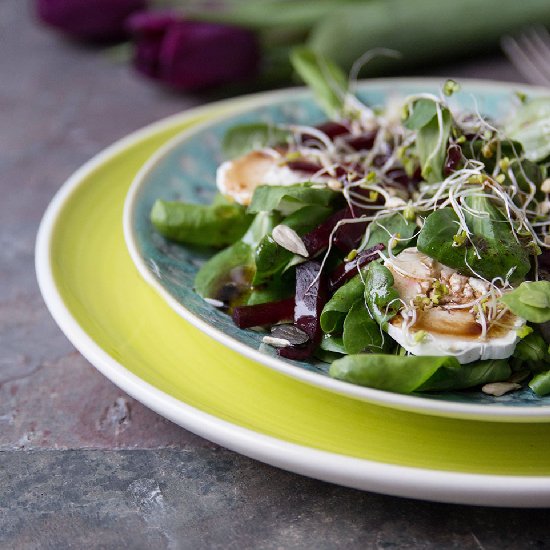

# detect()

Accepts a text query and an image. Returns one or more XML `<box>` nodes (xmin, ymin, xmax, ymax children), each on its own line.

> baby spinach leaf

<box><xmin>320</xmin><ymin>273</ymin><xmax>365</xmax><ymax>333</ymax></box>
<box><xmin>342</xmin><ymin>300</ymin><xmax>384</xmax><ymax>354</ymax></box>
<box><xmin>290</xmin><ymin>46</ymin><xmax>348</xmax><ymax>119</ymax></box>
<box><xmin>513</xmin><ymin>331</ymin><xmax>549</xmax><ymax>363</ymax></box>
<box><xmin>409</xmin><ymin>99</ymin><xmax>452</xmax><ymax>182</ymax></box>
<box><xmin>222</xmin><ymin>123</ymin><xmax>290</xmax><ymax>160</ymax></box>
<box><xmin>253</xmin><ymin>204</ymin><xmax>331</xmax><ymax>285</ymax></box>
<box><xmin>363</xmin><ymin>213</ymin><xmax>417</xmax><ymax>253</ymax></box>
<box><xmin>418</xmin><ymin>359</ymin><xmax>511</xmax><ymax>391</ymax></box>
<box><xmin>329</xmin><ymin>354</ymin><xmax>461</xmax><ymax>393</ymax></box>
<box><xmin>320</xmin><ymin>334</ymin><xmax>346</xmax><ymax>355</ymax></box>
<box><xmin>417</xmin><ymin>198</ymin><xmax>530</xmax><ymax>283</ymax></box>
<box><xmin>364</xmin><ymin>262</ymin><xmax>400</xmax><ymax>327</ymax></box>
<box><xmin>505</xmin><ymin>97</ymin><xmax>550</xmax><ymax>162</ymax></box>
<box><xmin>248</xmin><ymin>183</ymin><xmax>337</xmax><ymax>214</ymax></box>
<box><xmin>195</xmin><ymin>212</ymin><xmax>276</xmax><ymax>299</ymax></box>
<box><xmin>150</xmin><ymin>197</ymin><xmax>253</xmax><ymax>247</ymax></box>
<box><xmin>501</xmin><ymin>281</ymin><xmax>550</xmax><ymax>323</ymax></box>
<box><xmin>529</xmin><ymin>368</ymin><xmax>550</xmax><ymax>396</ymax></box>
<box><xmin>403</xmin><ymin>98</ymin><xmax>437</xmax><ymax>130</ymax></box>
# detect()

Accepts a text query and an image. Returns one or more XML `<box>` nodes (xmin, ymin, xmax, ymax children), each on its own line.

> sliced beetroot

<box><xmin>345</xmin><ymin>130</ymin><xmax>377</xmax><ymax>151</ymax></box>
<box><xmin>329</xmin><ymin>243</ymin><xmax>385</xmax><ymax>291</ymax></box>
<box><xmin>279</xmin><ymin>261</ymin><xmax>327</xmax><ymax>360</ymax></box>
<box><xmin>315</xmin><ymin>121</ymin><xmax>350</xmax><ymax>140</ymax></box>
<box><xmin>444</xmin><ymin>144</ymin><xmax>463</xmax><ymax>175</ymax></box>
<box><xmin>232</xmin><ymin>297</ymin><xmax>294</xmax><ymax>329</ymax></box>
<box><xmin>286</xmin><ymin>159</ymin><xmax>323</xmax><ymax>174</ymax></box>
<box><xmin>301</xmin><ymin>207</ymin><xmax>367</xmax><ymax>256</ymax></box>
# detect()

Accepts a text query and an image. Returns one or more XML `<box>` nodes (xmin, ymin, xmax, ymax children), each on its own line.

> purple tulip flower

<box><xmin>127</xmin><ymin>11</ymin><xmax>260</xmax><ymax>91</ymax></box>
<box><xmin>36</xmin><ymin>0</ymin><xmax>146</xmax><ymax>42</ymax></box>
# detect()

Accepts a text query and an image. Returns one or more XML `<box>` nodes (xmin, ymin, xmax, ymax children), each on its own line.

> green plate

<box><xmin>36</xmin><ymin>83</ymin><xmax>550</xmax><ymax>507</ymax></box>
<box><xmin>124</xmin><ymin>79</ymin><xmax>550</xmax><ymax>419</ymax></box>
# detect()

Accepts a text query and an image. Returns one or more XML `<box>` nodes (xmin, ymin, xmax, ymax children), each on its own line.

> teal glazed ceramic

<box><xmin>125</xmin><ymin>79</ymin><xmax>550</xmax><ymax>416</ymax></box>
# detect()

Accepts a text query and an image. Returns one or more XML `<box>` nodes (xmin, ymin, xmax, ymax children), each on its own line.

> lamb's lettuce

<box><xmin>342</xmin><ymin>299</ymin><xmax>384</xmax><ymax>354</ymax></box>
<box><xmin>417</xmin><ymin>196</ymin><xmax>531</xmax><ymax>283</ymax></box>
<box><xmin>223</xmin><ymin>123</ymin><xmax>290</xmax><ymax>159</ymax></box>
<box><xmin>290</xmin><ymin>46</ymin><xmax>348</xmax><ymax>119</ymax></box>
<box><xmin>320</xmin><ymin>273</ymin><xmax>366</xmax><ymax>333</ymax></box>
<box><xmin>405</xmin><ymin>98</ymin><xmax>452</xmax><ymax>182</ymax></box>
<box><xmin>248</xmin><ymin>183</ymin><xmax>338</xmax><ymax>214</ymax></box>
<box><xmin>195</xmin><ymin>212</ymin><xmax>276</xmax><ymax>299</ymax></box>
<box><xmin>363</xmin><ymin>262</ymin><xmax>400</xmax><ymax>327</ymax></box>
<box><xmin>363</xmin><ymin>212</ymin><xmax>417</xmax><ymax>253</ymax></box>
<box><xmin>330</xmin><ymin>354</ymin><xmax>511</xmax><ymax>394</ymax></box>
<box><xmin>505</xmin><ymin>97</ymin><xmax>550</xmax><ymax>162</ymax></box>
<box><xmin>501</xmin><ymin>281</ymin><xmax>550</xmax><ymax>323</ymax></box>
<box><xmin>150</xmin><ymin>196</ymin><xmax>253</xmax><ymax>247</ymax></box>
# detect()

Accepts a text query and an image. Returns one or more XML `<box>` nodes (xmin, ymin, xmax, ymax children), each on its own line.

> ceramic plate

<box><xmin>124</xmin><ymin>79</ymin><xmax>550</xmax><ymax>421</ymax></box>
<box><xmin>36</xmin><ymin>92</ymin><xmax>550</xmax><ymax>506</ymax></box>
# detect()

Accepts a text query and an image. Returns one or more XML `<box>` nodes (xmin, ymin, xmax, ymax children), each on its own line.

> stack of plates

<box><xmin>36</xmin><ymin>80</ymin><xmax>550</xmax><ymax>507</ymax></box>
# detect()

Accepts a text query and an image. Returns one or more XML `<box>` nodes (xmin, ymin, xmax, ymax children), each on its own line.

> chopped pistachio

<box><xmin>516</xmin><ymin>325</ymin><xmax>533</xmax><ymax>339</ymax></box>
<box><xmin>443</xmin><ymin>79</ymin><xmax>461</xmax><ymax>96</ymax></box>
<box><xmin>345</xmin><ymin>249</ymin><xmax>358</xmax><ymax>262</ymax></box>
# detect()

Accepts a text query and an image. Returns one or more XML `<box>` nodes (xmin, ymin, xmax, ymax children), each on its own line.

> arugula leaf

<box><xmin>330</xmin><ymin>354</ymin><xmax>461</xmax><ymax>393</ymax></box>
<box><xmin>150</xmin><ymin>197</ymin><xmax>253</xmax><ymax>247</ymax></box>
<box><xmin>253</xmin><ymin>204</ymin><xmax>331</xmax><ymax>285</ymax></box>
<box><xmin>320</xmin><ymin>273</ymin><xmax>366</xmax><ymax>333</ymax></box>
<box><xmin>364</xmin><ymin>262</ymin><xmax>400</xmax><ymax>327</ymax></box>
<box><xmin>501</xmin><ymin>282</ymin><xmax>550</xmax><ymax>323</ymax></box>
<box><xmin>505</xmin><ymin>97</ymin><xmax>550</xmax><ymax>162</ymax></box>
<box><xmin>417</xmin><ymin>198</ymin><xmax>530</xmax><ymax>283</ymax></box>
<box><xmin>342</xmin><ymin>299</ymin><xmax>384</xmax><ymax>354</ymax></box>
<box><xmin>222</xmin><ymin>123</ymin><xmax>290</xmax><ymax>160</ymax></box>
<box><xmin>194</xmin><ymin>212</ymin><xmax>276</xmax><ymax>299</ymax></box>
<box><xmin>363</xmin><ymin>213</ymin><xmax>417</xmax><ymax>253</ymax></box>
<box><xmin>290</xmin><ymin>46</ymin><xmax>348</xmax><ymax>118</ymax></box>
<box><xmin>248</xmin><ymin>183</ymin><xmax>337</xmax><ymax>214</ymax></box>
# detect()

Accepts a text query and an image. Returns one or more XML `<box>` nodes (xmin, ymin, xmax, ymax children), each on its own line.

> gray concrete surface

<box><xmin>1</xmin><ymin>1</ymin><xmax>549</xmax><ymax>548</ymax></box>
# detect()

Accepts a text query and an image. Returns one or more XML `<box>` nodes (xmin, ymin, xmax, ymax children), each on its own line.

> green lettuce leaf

<box><xmin>223</xmin><ymin>123</ymin><xmax>290</xmax><ymax>160</ymax></box>
<box><xmin>364</xmin><ymin>262</ymin><xmax>400</xmax><ymax>327</ymax></box>
<box><xmin>290</xmin><ymin>46</ymin><xmax>348</xmax><ymax>118</ymax></box>
<box><xmin>501</xmin><ymin>282</ymin><xmax>550</xmax><ymax>323</ymax></box>
<box><xmin>342</xmin><ymin>299</ymin><xmax>384</xmax><ymax>354</ymax></box>
<box><xmin>150</xmin><ymin>197</ymin><xmax>253</xmax><ymax>247</ymax></box>
<box><xmin>248</xmin><ymin>183</ymin><xmax>338</xmax><ymax>215</ymax></box>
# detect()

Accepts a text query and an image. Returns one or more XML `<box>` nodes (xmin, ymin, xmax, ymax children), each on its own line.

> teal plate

<box><xmin>124</xmin><ymin>79</ymin><xmax>550</xmax><ymax>420</ymax></box>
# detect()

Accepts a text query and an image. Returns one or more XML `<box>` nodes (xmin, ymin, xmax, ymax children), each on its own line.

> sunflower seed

<box><xmin>204</xmin><ymin>298</ymin><xmax>224</xmax><ymax>308</ymax></box>
<box><xmin>272</xmin><ymin>224</ymin><xmax>309</xmax><ymax>257</ymax></box>
<box><xmin>481</xmin><ymin>382</ymin><xmax>521</xmax><ymax>397</ymax></box>
<box><xmin>271</xmin><ymin>324</ymin><xmax>309</xmax><ymax>345</ymax></box>
<box><xmin>262</xmin><ymin>335</ymin><xmax>291</xmax><ymax>348</ymax></box>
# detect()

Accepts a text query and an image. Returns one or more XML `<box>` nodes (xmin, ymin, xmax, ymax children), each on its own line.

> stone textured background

<box><xmin>2</xmin><ymin>1</ymin><xmax>548</xmax><ymax>548</ymax></box>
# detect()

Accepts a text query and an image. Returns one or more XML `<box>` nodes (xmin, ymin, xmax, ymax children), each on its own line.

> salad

<box><xmin>150</xmin><ymin>48</ymin><xmax>550</xmax><ymax>397</ymax></box>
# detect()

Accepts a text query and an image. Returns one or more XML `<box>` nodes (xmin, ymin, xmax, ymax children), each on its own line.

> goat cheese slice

<box><xmin>216</xmin><ymin>149</ymin><xmax>332</xmax><ymax>205</ymax></box>
<box><xmin>384</xmin><ymin>247</ymin><xmax>524</xmax><ymax>364</ymax></box>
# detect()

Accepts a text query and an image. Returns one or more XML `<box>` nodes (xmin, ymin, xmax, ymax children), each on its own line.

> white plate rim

<box><xmin>35</xmin><ymin>81</ymin><xmax>550</xmax><ymax>508</ymax></box>
<box><xmin>123</xmin><ymin>77</ymin><xmax>550</xmax><ymax>422</ymax></box>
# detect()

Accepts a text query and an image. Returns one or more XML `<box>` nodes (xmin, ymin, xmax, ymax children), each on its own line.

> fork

<box><xmin>501</xmin><ymin>25</ymin><xmax>550</xmax><ymax>87</ymax></box>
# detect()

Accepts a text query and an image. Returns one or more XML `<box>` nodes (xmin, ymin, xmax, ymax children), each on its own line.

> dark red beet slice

<box><xmin>329</xmin><ymin>243</ymin><xmax>385</xmax><ymax>291</ymax></box>
<box><xmin>286</xmin><ymin>159</ymin><xmax>323</xmax><ymax>174</ymax></box>
<box><xmin>345</xmin><ymin>130</ymin><xmax>377</xmax><ymax>151</ymax></box>
<box><xmin>444</xmin><ymin>144</ymin><xmax>462</xmax><ymax>176</ymax></box>
<box><xmin>315</xmin><ymin>121</ymin><xmax>350</xmax><ymax>140</ymax></box>
<box><xmin>302</xmin><ymin>207</ymin><xmax>368</xmax><ymax>256</ymax></box>
<box><xmin>279</xmin><ymin>261</ymin><xmax>327</xmax><ymax>360</ymax></box>
<box><xmin>232</xmin><ymin>297</ymin><xmax>294</xmax><ymax>329</ymax></box>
